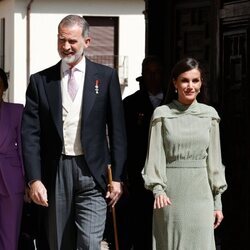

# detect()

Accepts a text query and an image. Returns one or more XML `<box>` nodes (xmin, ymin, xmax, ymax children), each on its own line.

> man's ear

<box><xmin>84</xmin><ymin>37</ymin><xmax>91</xmax><ymax>47</ymax></box>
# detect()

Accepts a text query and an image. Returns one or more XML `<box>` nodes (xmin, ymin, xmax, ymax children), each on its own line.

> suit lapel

<box><xmin>42</xmin><ymin>59</ymin><xmax>97</xmax><ymax>140</ymax></box>
<box><xmin>43</xmin><ymin>62</ymin><xmax>63</xmax><ymax>140</ymax></box>
<box><xmin>82</xmin><ymin>59</ymin><xmax>98</xmax><ymax>120</ymax></box>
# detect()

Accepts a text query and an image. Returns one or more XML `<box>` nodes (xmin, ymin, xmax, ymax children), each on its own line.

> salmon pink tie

<box><xmin>68</xmin><ymin>68</ymin><xmax>79</xmax><ymax>100</ymax></box>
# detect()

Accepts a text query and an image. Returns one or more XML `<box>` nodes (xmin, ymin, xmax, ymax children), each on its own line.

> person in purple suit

<box><xmin>0</xmin><ymin>68</ymin><xmax>25</xmax><ymax>250</ymax></box>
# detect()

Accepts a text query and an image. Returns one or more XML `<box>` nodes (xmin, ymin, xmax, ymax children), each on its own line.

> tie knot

<box><xmin>69</xmin><ymin>67</ymin><xmax>75</xmax><ymax>76</ymax></box>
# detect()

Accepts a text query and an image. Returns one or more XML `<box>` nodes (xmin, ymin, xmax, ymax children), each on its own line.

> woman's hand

<box><xmin>154</xmin><ymin>194</ymin><xmax>172</xmax><ymax>209</ymax></box>
<box><xmin>214</xmin><ymin>210</ymin><xmax>224</xmax><ymax>229</ymax></box>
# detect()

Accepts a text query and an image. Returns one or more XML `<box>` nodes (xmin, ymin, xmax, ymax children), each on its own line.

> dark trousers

<box><xmin>46</xmin><ymin>155</ymin><xmax>107</xmax><ymax>250</ymax></box>
<box><xmin>105</xmin><ymin>186</ymin><xmax>154</xmax><ymax>250</ymax></box>
<box><xmin>18</xmin><ymin>202</ymin><xmax>37</xmax><ymax>250</ymax></box>
<box><xmin>129</xmin><ymin>187</ymin><xmax>154</xmax><ymax>250</ymax></box>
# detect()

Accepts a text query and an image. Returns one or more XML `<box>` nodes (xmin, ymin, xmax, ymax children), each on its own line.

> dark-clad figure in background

<box><xmin>0</xmin><ymin>68</ymin><xmax>25</xmax><ymax>250</ymax></box>
<box><xmin>21</xmin><ymin>15</ymin><xmax>126</xmax><ymax>250</ymax></box>
<box><xmin>18</xmin><ymin>199</ymin><xmax>37</xmax><ymax>250</ymax></box>
<box><xmin>122</xmin><ymin>56</ymin><xmax>165</xmax><ymax>250</ymax></box>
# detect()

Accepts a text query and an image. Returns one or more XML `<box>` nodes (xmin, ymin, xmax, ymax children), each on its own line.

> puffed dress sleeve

<box><xmin>207</xmin><ymin>117</ymin><xmax>227</xmax><ymax>210</ymax></box>
<box><xmin>142</xmin><ymin>108</ymin><xmax>168</xmax><ymax>197</ymax></box>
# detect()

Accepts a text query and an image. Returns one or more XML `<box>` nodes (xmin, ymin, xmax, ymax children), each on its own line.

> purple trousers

<box><xmin>0</xmin><ymin>193</ymin><xmax>23</xmax><ymax>250</ymax></box>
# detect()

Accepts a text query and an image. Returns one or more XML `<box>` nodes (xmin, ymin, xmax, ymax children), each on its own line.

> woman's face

<box><xmin>173</xmin><ymin>68</ymin><xmax>202</xmax><ymax>105</ymax></box>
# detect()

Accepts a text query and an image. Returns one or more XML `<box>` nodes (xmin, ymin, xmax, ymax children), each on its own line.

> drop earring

<box><xmin>175</xmin><ymin>89</ymin><xmax>177</xmax><ymax>93</ymax></box>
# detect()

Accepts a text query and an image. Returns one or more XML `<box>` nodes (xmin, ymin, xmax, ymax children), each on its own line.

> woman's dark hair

<box><xmin>164</xmin><ymin>57</ymin><xmax>206</xmax><ymax>104</ymax></box>
<box><xmin>0</xmin><ymin>68</ymin><xmax>8</xmax><ymax>90</ymax></box>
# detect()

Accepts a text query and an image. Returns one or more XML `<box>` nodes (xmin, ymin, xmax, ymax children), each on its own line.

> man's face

<box><xmin>142</xmin><ymin>62</ymin><xmax>163</xmax><ymax>93</ymax></box>
<box><xmin>57</xmin><ymin>24</ymin><xmax>90</xmax><ymax>67</ymax></box>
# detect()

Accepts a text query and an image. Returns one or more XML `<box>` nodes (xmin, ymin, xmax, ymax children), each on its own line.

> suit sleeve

<box><xmin>21</xmin><ymin>75</ymin><xmax>42</xmax><ymax>183</ymax></box>
<box><xmin>107</xmin><ymin>69</ymin><xmax>127</xmax><ymax>181</ymax></box>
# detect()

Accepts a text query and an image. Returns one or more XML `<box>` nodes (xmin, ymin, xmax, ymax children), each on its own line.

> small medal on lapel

<box><xmin>95</xmin><ymin>80</ymin><xmax>100</xmax><ymax>94</ymax></box>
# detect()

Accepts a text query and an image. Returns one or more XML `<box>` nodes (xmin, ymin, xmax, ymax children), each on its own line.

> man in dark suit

<box><xmin>21</xmin><ymin>15</ymin><xmax>126</xmax><ymax>250</ymax></box>
<box><xmin>122</xmin><ymin>56</ymin><xmax>165</xmax><ymax>250</ymax></box>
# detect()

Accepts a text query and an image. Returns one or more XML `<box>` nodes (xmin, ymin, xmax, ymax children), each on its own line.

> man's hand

<box><xmin>29</xmin><ymin>180</ymin><xmax>48</xmax><ymax>207</ymax></box>
<box><xmin>106</xmin><ymin>181</ymin><xmax>123</xmax><ymax>207</ymax></box>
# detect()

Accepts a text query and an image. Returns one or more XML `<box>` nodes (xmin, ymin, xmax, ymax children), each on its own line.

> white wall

<box><xmin>0</xmin><ymin>0</ymin><xmax>145</xmax><ymax>103</ymax></box>
<box><xmin>13</xmin><ymin>1</ymin><xmax>28</xmax><ymax>104</ymax></box>
<box><xmin>119</xmin><ymin>15</ymin><xmax>145</xmax><ymax>97</ymax></box>
<box><xmin>0</xmin><ymin>0</ymin><xmax>15</xmax><ymax>102</ymax></box>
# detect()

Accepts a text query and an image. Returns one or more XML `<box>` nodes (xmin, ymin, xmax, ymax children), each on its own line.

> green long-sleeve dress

<box><xmin>142</xmin><ymin>100</ymin><xmax>227</xmax><ymax>250</ymax></box>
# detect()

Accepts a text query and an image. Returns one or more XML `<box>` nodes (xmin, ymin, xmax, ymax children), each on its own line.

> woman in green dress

<box><xmin>142</xmin><ymin>58</ymin><xmax>227</xmax><ymax>250</ymax></box>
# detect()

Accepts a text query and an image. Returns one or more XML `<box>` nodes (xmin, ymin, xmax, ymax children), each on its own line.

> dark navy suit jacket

<box><xmin>123</xmin><ymin>90</ymin><xmax>154</xmax><ymax>189</ymax></box>
<box><xmin>21</xmin><ymin>58</ymin><xmax>127</xmax><ymax>192</ymax></box>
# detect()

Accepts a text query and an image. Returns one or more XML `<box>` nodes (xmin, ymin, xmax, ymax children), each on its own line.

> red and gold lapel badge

<box><xmin>95</xmin><ymin>80</ymin><xmax>100</xmax><ymax>94</ymax></box>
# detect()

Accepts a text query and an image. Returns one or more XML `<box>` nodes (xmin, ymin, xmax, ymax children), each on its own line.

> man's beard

<box><xmin>59</xmin><ymin>49</ymin><xmax>84</xmax><ymax>65</ymax></box>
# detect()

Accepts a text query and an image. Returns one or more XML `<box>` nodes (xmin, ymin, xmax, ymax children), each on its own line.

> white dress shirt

<box><xmin>61</xmin><ymin>57</ymin><xmax>86</xmax><ymax>155</ymax></box>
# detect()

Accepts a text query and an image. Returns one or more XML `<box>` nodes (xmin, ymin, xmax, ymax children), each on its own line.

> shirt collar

<box><xmin>148</xmin><ymin>91</ymin><xmax>164</xmax><ymax>100</ymax></box>
<box><xmin>62</xmin><ymin>56</ymin><xmax>86</xmax><ymax>75</ymax></box>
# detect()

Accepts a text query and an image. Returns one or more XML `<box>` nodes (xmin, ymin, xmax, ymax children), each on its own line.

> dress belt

<box><xmin>166</xmin><ymin>159</ymin><xmax>206</xmax><ymax>168</ymax></box>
